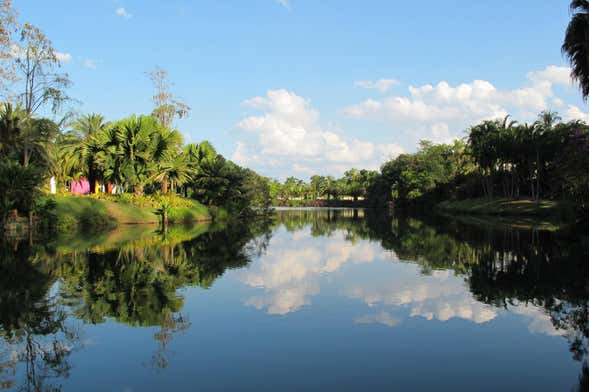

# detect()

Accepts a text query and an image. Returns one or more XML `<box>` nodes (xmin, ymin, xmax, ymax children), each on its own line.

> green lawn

<box><xmin>437</xmin><ymin>198</ymin><xmax>575</xmax><ymax>219</ymax></box>
<box><xmin>54</xmin><ymin>195</ymin><xmax>210</xmax><ymax>232</ymax></box>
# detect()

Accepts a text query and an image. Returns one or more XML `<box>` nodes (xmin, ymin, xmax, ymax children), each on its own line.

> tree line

<box><xmin>268</xmin><ymin>169</ymin><xmax>381</xmax><ymax>206</ymax></box>
<box><xmin>377</xmin><ymin>111</ymin><xmax>589</xmax><ymax>209</ymax></box>
<box><xmin>271</xmin><ymin>110</ymin><xmax>589</xmax><ymax>213</ymax></box>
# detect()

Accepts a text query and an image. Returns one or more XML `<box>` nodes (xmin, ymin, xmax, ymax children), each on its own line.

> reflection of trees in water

<box><xmin>0</xmin><ymin>238</ymin><xmax>78</xmax><ymax>392</ymax></box>
<box><xmin>4</xmin><ymin>211</ymin><xmax>588</xmax><ymax>388</ymax></box>
<box><xmin>0</xmin><ymin>219</ymin><xmax>273</xmax><ymax>385</ymax></box>
<box><xmin>277</xmin><ymin>209</ymin><xmax>589</xmax><ymax>390</ymax></box>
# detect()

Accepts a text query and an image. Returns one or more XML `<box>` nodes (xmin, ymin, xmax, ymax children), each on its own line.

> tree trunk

<box><xmin>162</xmin><ymin>179</ymin><xmax>168</xmax><ymax>194</ymax></box>
<box><xmin>535</xmin><ymin>149</ymin><xmax>541</xmax><ymax>202</ymax></box>
<box><xmin>23</xmin><ymin>148</ymin><xmax>30</xmax><ymax>167</ymax></box>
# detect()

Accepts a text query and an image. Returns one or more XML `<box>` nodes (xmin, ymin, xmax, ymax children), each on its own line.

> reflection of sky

<box><xmin>239</xmin><ymin>227</ymin><xmax>376</xmax><ymax>315</ymax></box>
<box><xmin>237</xmin><ymin>225</ymin><xmax>561</xmax><ymax>336</ymax></box>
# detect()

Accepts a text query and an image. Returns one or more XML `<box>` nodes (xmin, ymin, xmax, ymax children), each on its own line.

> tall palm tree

<box><xmin>563</xmin><ymin>0</ymin><xmax>589</xmax><ymax>100</ymax></box>
<box><xmin>530</xmin><ymin>111</ymin><xmax>562</xmax><ymax>201</ymax></box>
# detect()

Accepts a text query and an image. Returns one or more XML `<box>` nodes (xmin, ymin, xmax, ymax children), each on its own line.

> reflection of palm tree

<box><xmin>151</xmin><ymin>311</ymin><xmax>191</xmax><ymax>370</ymax></box>
<box><xmin>0</xmin><ymin>238</ymin><xmax>78</xmax><ymax>392</ymax></box>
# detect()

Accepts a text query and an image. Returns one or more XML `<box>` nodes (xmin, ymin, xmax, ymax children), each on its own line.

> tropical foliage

<box><xmin>563</xmin><ymin>0</ymin><xmax>589</xmax><ymax>100</ymax></box>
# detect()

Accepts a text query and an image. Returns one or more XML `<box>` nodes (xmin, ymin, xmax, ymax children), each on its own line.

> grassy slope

<box><xmin>54</xmin><ymin>195</ymin><xmax>210</xmax><ymax>231</ymax></box>
<box><xmin>437</xmin><ymin>198</ymin><xmax>574</xmax><ymax>219</ymax></box>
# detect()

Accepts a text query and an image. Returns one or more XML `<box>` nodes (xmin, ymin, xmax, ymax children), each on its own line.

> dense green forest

<box><xmin>272</xmin><ymin>111</ymin><xmax>589</xmax><ymax>219</ymax></box>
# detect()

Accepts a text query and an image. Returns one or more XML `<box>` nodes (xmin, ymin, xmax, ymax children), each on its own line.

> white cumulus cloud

<box><xmin>344</xmin><ymin>65</ymin><xmax>575</xmax><ymax>146</ymax></box>
<box><xmin>564</xmin><ymin>104</ymin><xmax>589</xmax><ymax>123</ymax></box>
<box><xmin>232</xmin><ymin>89</ymin><xmax>403</xmax><ymax>179</ymax></box>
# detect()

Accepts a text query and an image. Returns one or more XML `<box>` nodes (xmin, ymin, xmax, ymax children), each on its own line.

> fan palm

<box><xmin>563</xmin><ymin>0</ymin><xmax>589</xmax><ymax>100</ymax></box>
<box><xmin>150</xmin><ymin>152</ymin><xmax>192</xmax><ymax>194</ymax></box>
<box><xmin>59</xmin><ymin>114</ymin><xmax>107</xmax><ymax>192</ymax></box>
<box><xmin>0</xmin><ymin>103</ymin><xmax>26</xmax><ymax>158</ymax></box>
<box><xmin>114</xmin><ymin>115</ymin><xmax>159</xmax><ymax>194</ymax></box>
<box><xmin>150</xmin><ymin>127</ymin><xmax>184</xmax><ymax>193</ymax></box>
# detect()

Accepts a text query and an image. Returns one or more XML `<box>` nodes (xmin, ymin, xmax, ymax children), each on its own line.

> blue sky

<box><xmin>18</xmin><ymin>0</ymin><xmax>587</xmax><ymax>179</ymax></box>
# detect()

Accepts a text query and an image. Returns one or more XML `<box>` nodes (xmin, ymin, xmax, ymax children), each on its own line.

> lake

<box><xmin>1</xmin><ymin>208</ymin><xmax>588</xmax><ymax>391</ymax></box>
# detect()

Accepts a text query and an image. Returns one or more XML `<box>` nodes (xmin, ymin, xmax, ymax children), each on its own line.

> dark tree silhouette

<box><xmin>563</xmin><ymin>0</ymin><xmax>589</xmax><ymax>100</ymax></box>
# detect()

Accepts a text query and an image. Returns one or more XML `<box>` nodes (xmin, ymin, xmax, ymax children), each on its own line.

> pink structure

<box><xmin>70</xmin><ymin>178</ymin><xmax>90</xmax><ymax>194</ymax></box>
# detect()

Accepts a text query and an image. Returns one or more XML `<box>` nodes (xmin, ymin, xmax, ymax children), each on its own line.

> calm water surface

<box><xmin>2</xmin><ymin>209</ymin><xmax>589</xmax><ymax>391</ymax></box>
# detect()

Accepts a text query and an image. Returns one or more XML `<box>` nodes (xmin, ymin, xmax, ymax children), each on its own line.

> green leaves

<box><xmin>563</xmin><ymin>0</ymin><xmax>589</xmax><ymax>100</ymax></box>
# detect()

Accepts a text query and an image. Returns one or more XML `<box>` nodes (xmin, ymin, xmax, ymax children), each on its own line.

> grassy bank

<box><xmin>54</xmin><ymin>194</ymin><xmax>211</xmax><ymax>232</ymax></box>
<box><xmin>437</xmin><ymin>198</ymin><xmax>575</xmax><ymax>220</ymax></box>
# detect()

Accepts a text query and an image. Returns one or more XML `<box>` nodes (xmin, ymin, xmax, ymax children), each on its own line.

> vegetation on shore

<box><xmin>437</xmin><ymin>198</ymin><xmax>575</xmax><ymax>219</ymax></box>
<box><xmin>2</xmin><ymin>0</ymin><xmax>589</xmax><ymax>232</ymax></box>
<box><xmin>271</xmin><ymin>111</ymin><xmax>589</xmax><ymax>224</ymax></box>
<box><xmin>52</xmin><ymin>195</ymin><xmax>211</xmax><ymax>232</ymax></box>
<box><xmin>0</xmin><ymin>1</ymin><xmax>272</xmax><ymax>232</ymax></box>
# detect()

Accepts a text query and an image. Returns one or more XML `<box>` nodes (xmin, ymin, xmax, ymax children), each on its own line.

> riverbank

<box><xmin>276</xmin><ymin>199</ymin><xmax>369</xmax><ymax>208</ymax></box>
<box><xmin>437</xmin><ymin>198</ymin><xmax>576</xmax><ymax>220</ymax></box>
<box><xmin>54</xmin><ymin>195</ymin><xmax>211</xmax><ymax>232</ymax></box>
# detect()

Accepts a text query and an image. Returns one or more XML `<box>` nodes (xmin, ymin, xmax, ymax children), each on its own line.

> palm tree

<box><xmin>150</xmin><ymin>127</ymin><xmax>184</xmax><ymax>193</ymax></box>
<box><xmin>93</xmin><ymin>126</ymin><xmax>124</xmax><ymax>191</ymax></box>
<box><xmin>114</xmin><ymin>115</ymin><xmax>159</xmax><ymax>194</ymax></box>
<box><xmin>21</xmin><ymin>117</ymin><xmax>60</xmax><ymax>168</ymax></box>
<box><xmin>60</xmin><ymin>114</ymin><xmax>107</xmax><ymax>192</ymax></box>
<box><xmin>530</xmin><ymin>111</ymin><xmax>562</xmax><ymax>201</ymax></box>
<box><xmin>150</xmin><ymin>152</ymin><xmax>192</xmax><ymax>194</ymax></box>
<box><xmin>0</xmin><ymin>103</ymin><xmax>26</xmax><ymax>158</ymax></box>
<box><xmin>183</xmin><ymin>141</ymin><xmax>218</xmax><ymax>196</ymax></box>
<box><xmin>563</xmin><ymin>0</ymin><xmax>589</xmax><ymax>100</ymax></box>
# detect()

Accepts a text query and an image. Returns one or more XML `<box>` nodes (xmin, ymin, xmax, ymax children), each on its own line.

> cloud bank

<box><xmin>232</xmin><ymin>89</ymin><xmax>403</xmax><ymax>179</ymax></box>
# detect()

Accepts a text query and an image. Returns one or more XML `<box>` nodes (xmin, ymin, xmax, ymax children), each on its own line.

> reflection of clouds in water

<box><xmin>508</xmin><ymin>303</ymin><xmax>562</xmax><ymax>336</ymax></box>
<box><xmin>239</xmin><ymin>229</ymin><xmax>378</xmax><ymax>315</ymax></box>
<box><xmin>349</xmin><ymin>269</ymin><xmax>497</xmax><ymax>324</ymax></box>
<box><xmin>239</xmin><ymin>228</ymin><xmax>562</xmax><ymax>336</ymax></box>
<box><xmin>244</xmin><ymin>282</ymin><xmax>319</xmax><ymax>315</ymax></box>
<box><xmin>349</xmin><ymin>267</ymin><xmax>560</xmax><ymax>335</ymax></box>
<box><xmin>354</xmin><ymin>312</ymin><xmax>400</xmax><ymax>328</ymax></box>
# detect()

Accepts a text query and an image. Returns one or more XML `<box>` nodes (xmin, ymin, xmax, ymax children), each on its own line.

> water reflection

<box><xmin>239</xmin><ymin>229</ymin><xmax>377</xmax><ymax>315</ymax></box>
<box><xmin>0</xmin><ymin>209</ymin><xmax>588</xmax><ymax>390</ymax></box>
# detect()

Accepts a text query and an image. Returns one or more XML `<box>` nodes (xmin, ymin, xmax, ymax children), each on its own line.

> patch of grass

<box><xmin>53</xmin><ymin>194</ymin><xmax>211</xmax><ymax>232</ymax></box>
<box><xmin>437</xmin><ymin>198</ymin><xmax>575</xmax><ymax>220</ymax></box>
